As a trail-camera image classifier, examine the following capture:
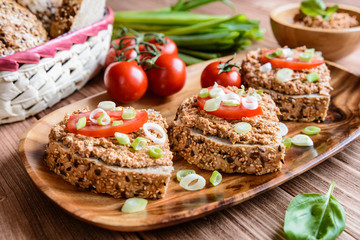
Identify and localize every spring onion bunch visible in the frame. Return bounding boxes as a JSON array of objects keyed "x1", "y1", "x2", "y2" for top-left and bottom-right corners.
[{"x1": 112, "y1": 0, "x2": 264, "y2": 65}]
